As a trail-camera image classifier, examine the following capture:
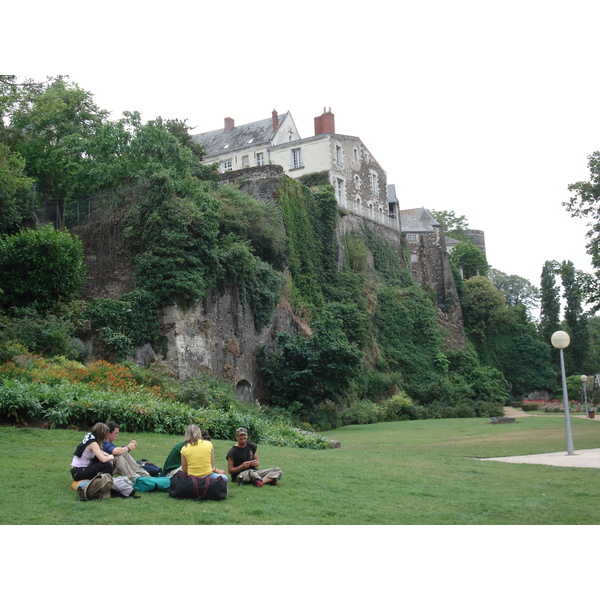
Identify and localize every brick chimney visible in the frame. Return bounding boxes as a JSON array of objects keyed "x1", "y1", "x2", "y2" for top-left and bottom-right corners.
[
  {"x1": 272, "y1": 109, "x2": 279, "y2": 131},
  {"x1": 224, "y1": 117, "x2": 234, "y2": 132},
  {"x1": 314, "y1": 107, "x2": 335, "y2": 135}
]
